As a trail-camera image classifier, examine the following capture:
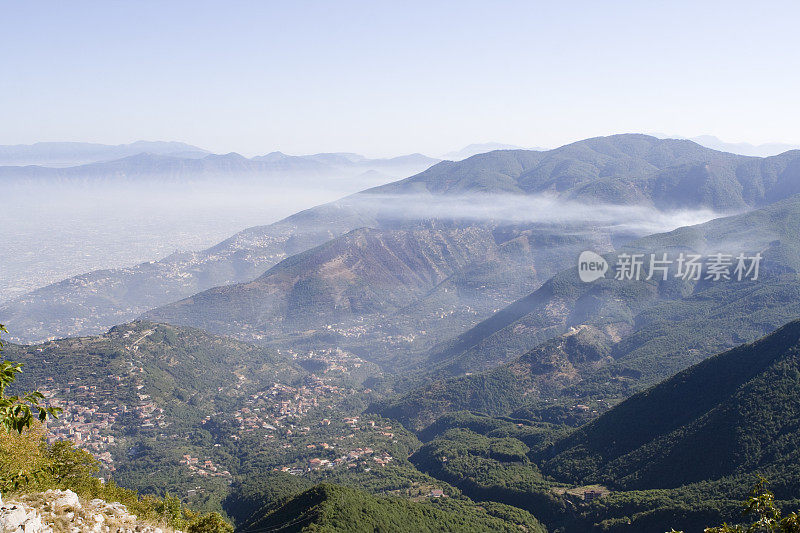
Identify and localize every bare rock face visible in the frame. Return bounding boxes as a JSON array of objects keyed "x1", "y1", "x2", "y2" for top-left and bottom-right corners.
[
  {"x1": 0, "y1": 489, "x2": 181, "y2": 533},
  {"x1": 0, "y1": 501, "x2": 45, "y2": 533}
]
